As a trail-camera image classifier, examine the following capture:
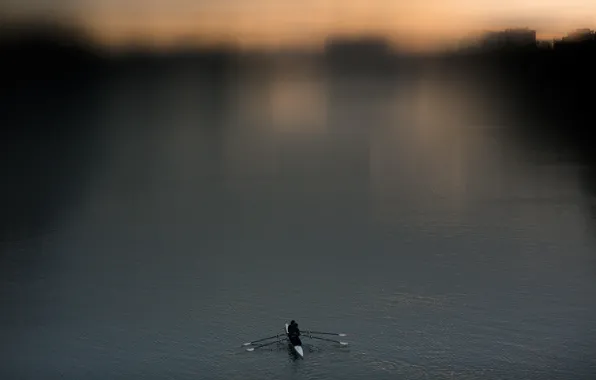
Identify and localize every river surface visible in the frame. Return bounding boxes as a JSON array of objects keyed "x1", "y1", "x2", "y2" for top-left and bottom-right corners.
[{"x1": 2, "y1": 60, "x2": 596, "y2": 379}]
